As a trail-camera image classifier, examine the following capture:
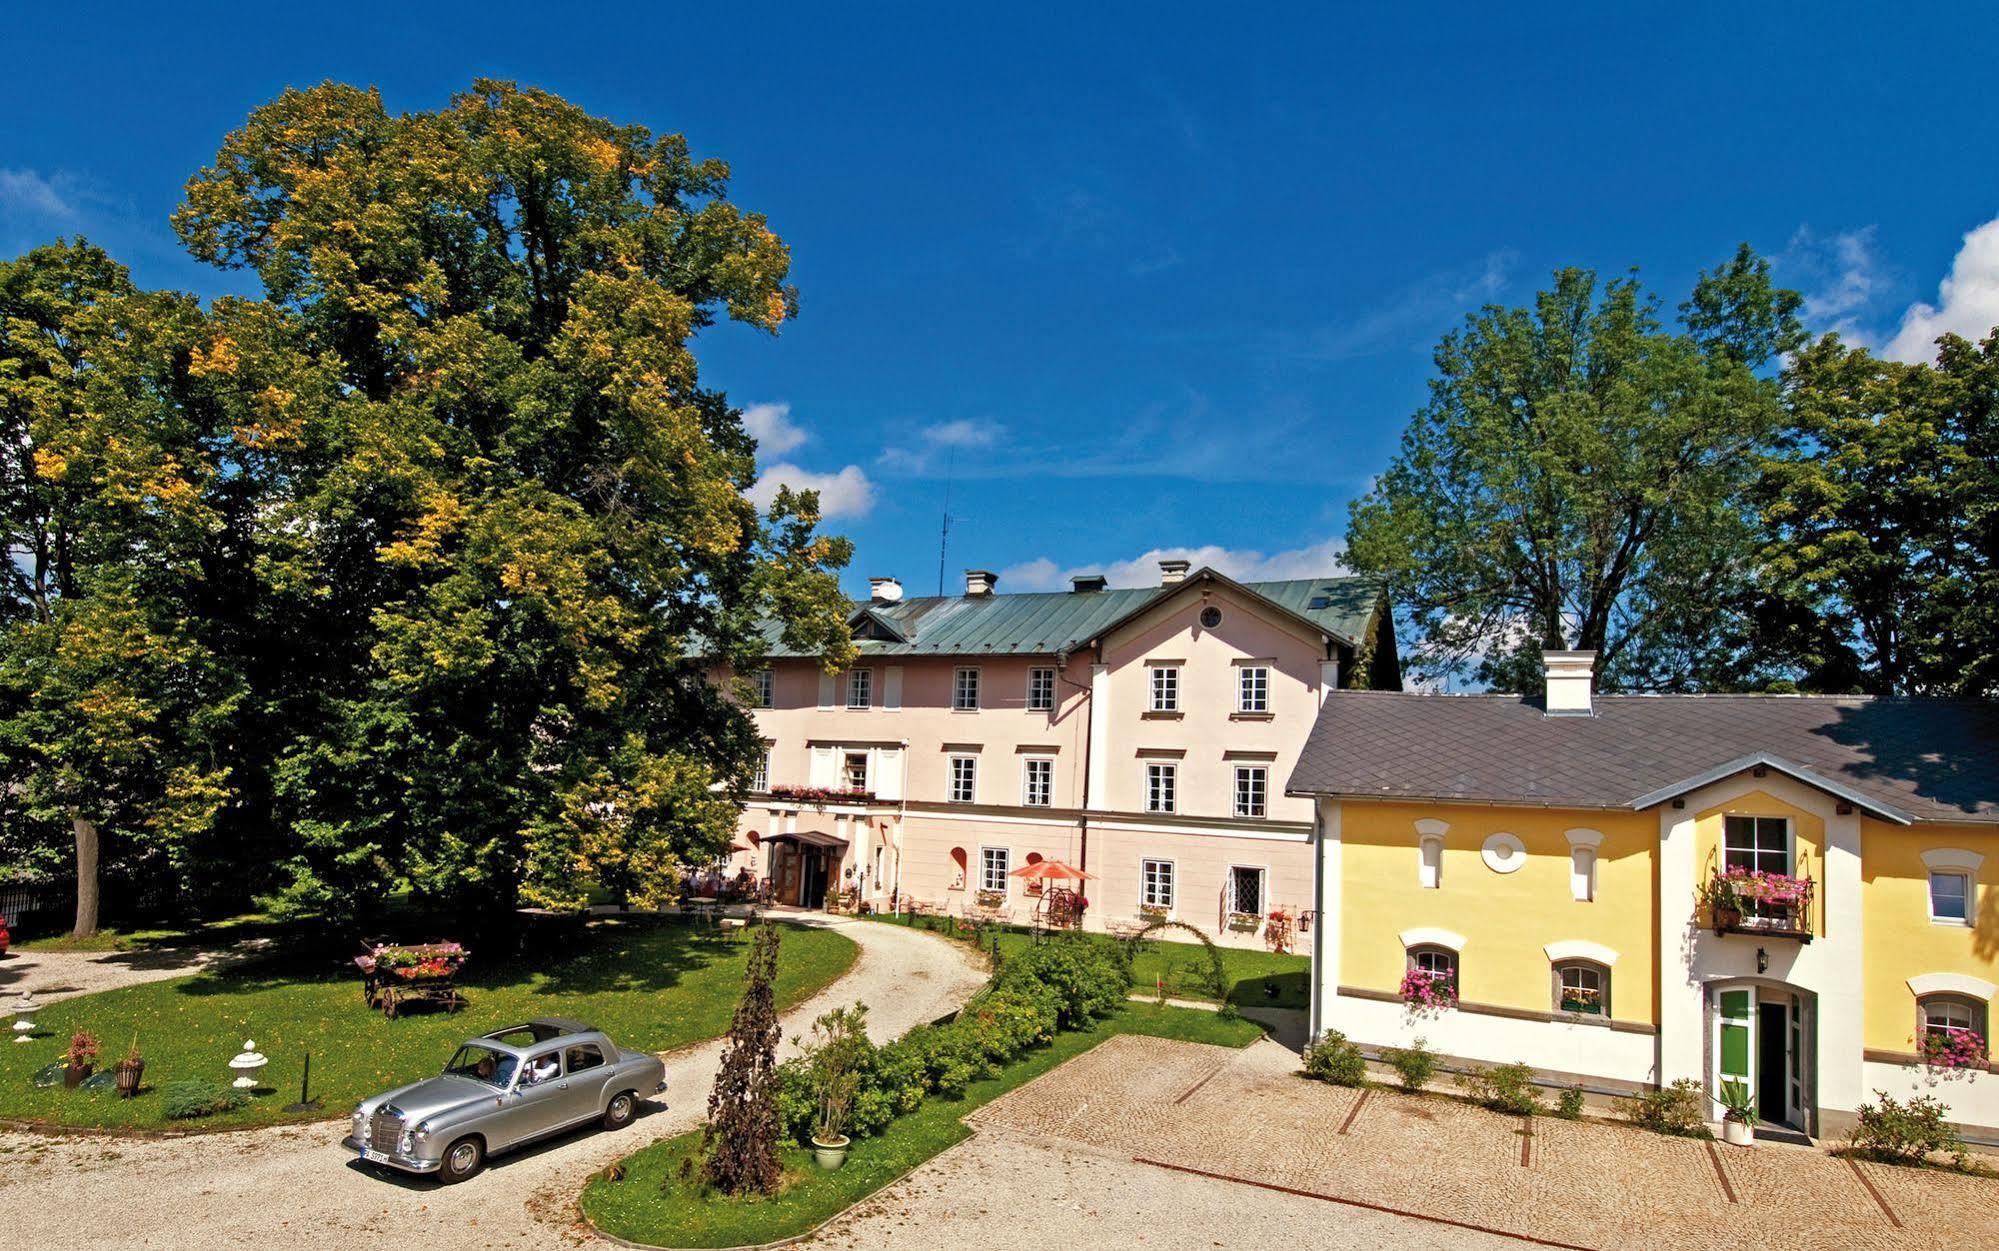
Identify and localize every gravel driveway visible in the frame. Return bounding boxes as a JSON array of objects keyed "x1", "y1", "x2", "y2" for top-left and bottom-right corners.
[
  {"x1": 0, "y1": 936, "x2": 274, "y2": 1004},
  {"x1": 0, "y1": 917, "x2": 986, "y2": 1251}
]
